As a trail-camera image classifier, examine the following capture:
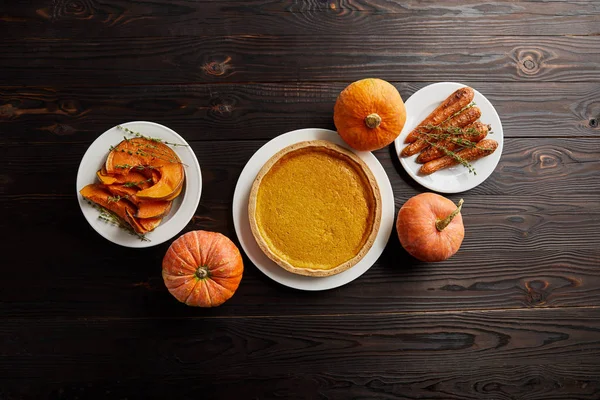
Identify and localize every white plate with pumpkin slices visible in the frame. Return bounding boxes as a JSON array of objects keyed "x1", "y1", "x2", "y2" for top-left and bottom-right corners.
[
  {"x1": 394, "y1": 82, "x2": 504, "y2": 194},
  {"x1": 76, "y1": 121, "x2": 202, "y2": 248},
  {"x1": 232, "y1": 128, "x2": 395, "y2": 291}
]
